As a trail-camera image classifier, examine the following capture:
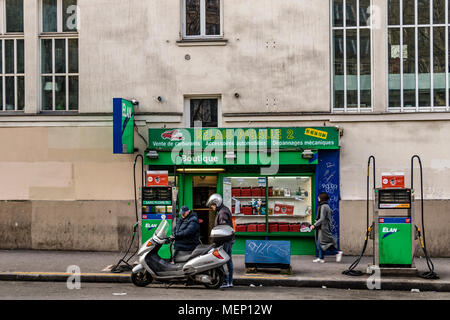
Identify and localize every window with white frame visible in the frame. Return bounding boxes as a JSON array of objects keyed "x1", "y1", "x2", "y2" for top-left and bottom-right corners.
[
  {"x1": 184, "y1": 97, "x2": 219, "y2": 128},
  {"x1": 388, "y1": 0, "x2": 450, "y2": 111},
  {"x1": 183, "y1": 0, "x2": 222, "y2": 39},
  {"x1": 41, "y1": 0, "x2": 78, "y2": 111},
  {"x1": 331, "y1": 0, "x2": 372, "y2": 112},
  {"x1": 0, "y1": 0, "x2": 24, "y2": 112}
]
